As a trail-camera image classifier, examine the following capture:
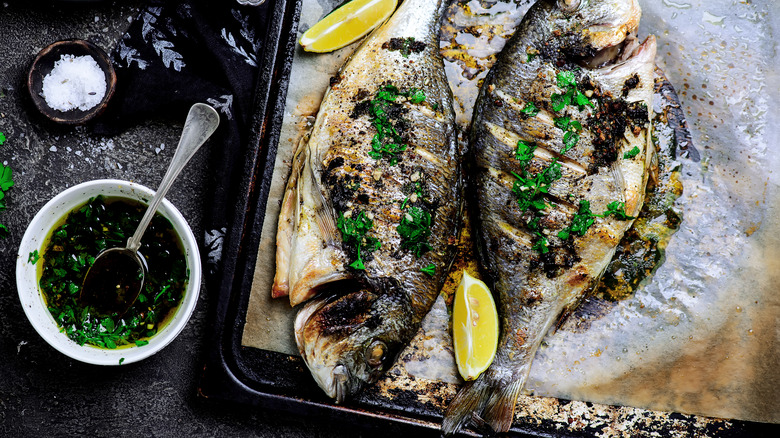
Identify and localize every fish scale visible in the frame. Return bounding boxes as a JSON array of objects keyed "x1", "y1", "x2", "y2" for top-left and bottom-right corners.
[{"x1": 443, "y1": 0, "x2": 656, "y2": 435}]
